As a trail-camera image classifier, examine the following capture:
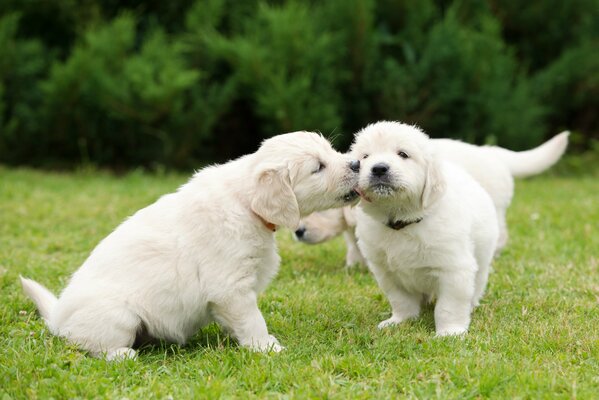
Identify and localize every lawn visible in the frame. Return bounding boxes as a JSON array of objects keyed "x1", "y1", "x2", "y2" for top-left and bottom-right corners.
[{"x1": 1, "y1": 166, "x2": 597, "y2": 399}]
